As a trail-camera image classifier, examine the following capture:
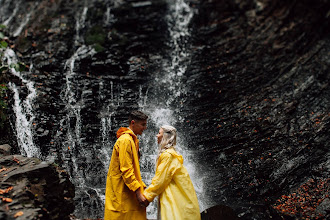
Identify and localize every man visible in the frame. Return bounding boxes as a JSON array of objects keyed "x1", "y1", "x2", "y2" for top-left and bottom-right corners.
[{"x1": 104, "y1": 110, "x2": 149, "y2": 220}]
